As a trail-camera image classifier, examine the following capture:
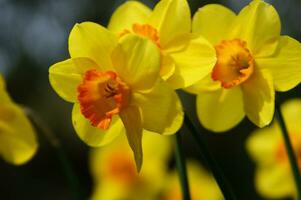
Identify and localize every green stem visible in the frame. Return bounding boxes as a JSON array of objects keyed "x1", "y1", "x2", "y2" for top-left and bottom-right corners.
[
  {"x1": 24, "y1": 107, "x2": 83, "y2": 200},
  {"x1": 174, "y1": 132, "x2": 191, "y2": 200},
  {"x1": 275, "y1": 102, "x2": 301, "y2": 200},
  {"x1": 184, "y1": 113, "x2": 237, "y2": 200}
]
